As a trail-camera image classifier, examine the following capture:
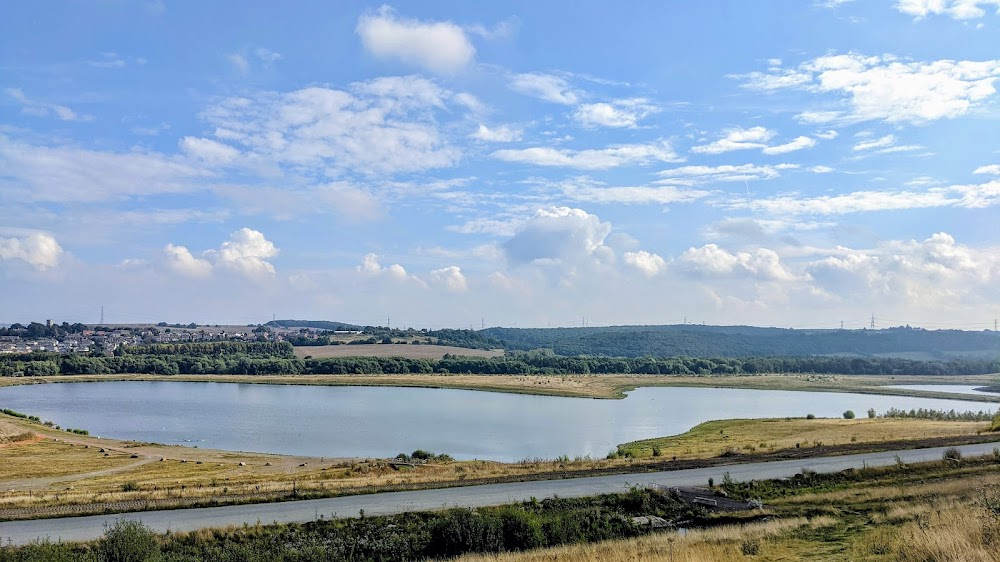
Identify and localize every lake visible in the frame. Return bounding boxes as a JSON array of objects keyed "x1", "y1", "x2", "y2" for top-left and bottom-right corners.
[
  {"x1": 0, "y1": 382, "x2": 996, "y2": 462},
  {"x1": 886, "y1": 384, "x2": 1000, "y2": 397}
]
